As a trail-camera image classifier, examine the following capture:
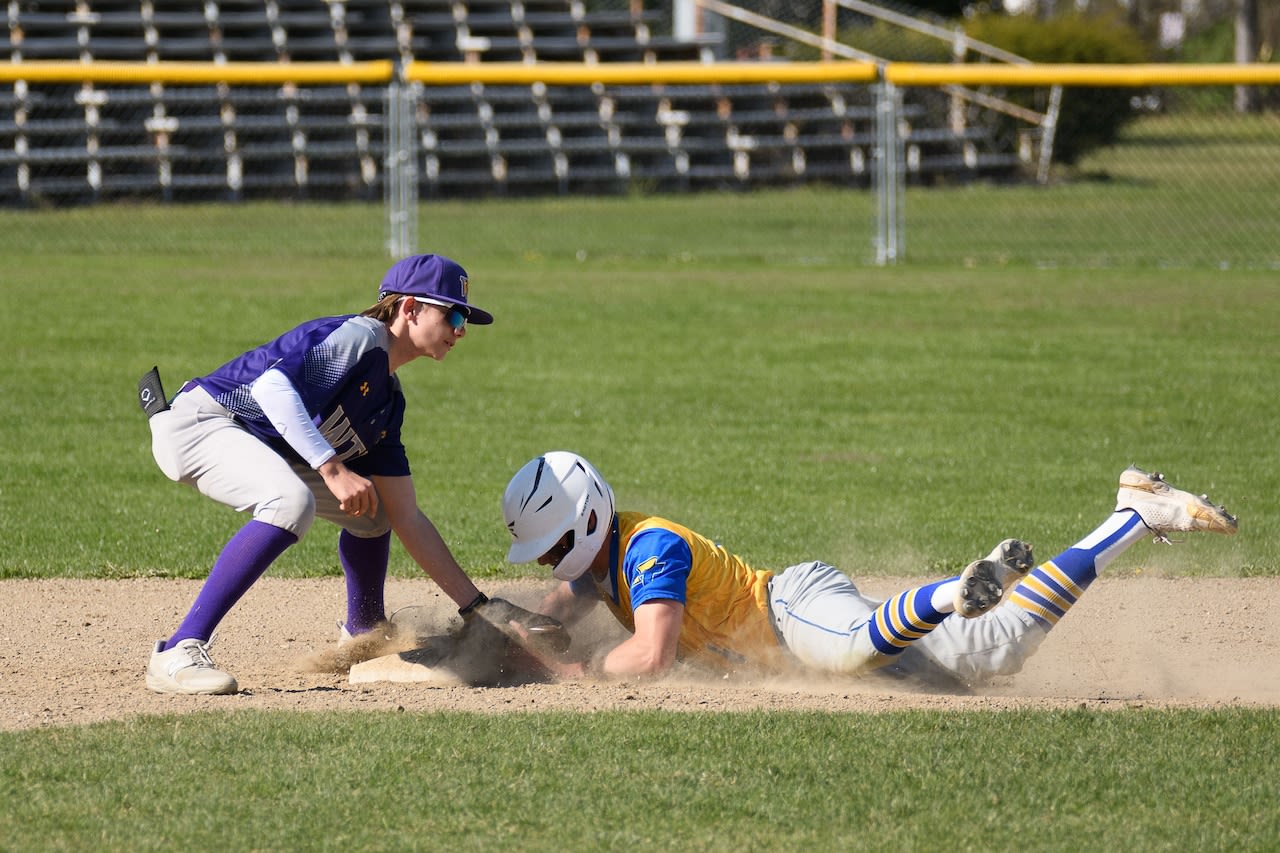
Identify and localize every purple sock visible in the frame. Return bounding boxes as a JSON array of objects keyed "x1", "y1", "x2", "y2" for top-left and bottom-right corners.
[
  {"x1": 340, "y1": 530, "x2": 390, "y2": 634},
  {"x1": 166, "y1": 520, "x2": 297, "y2": 649}
]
